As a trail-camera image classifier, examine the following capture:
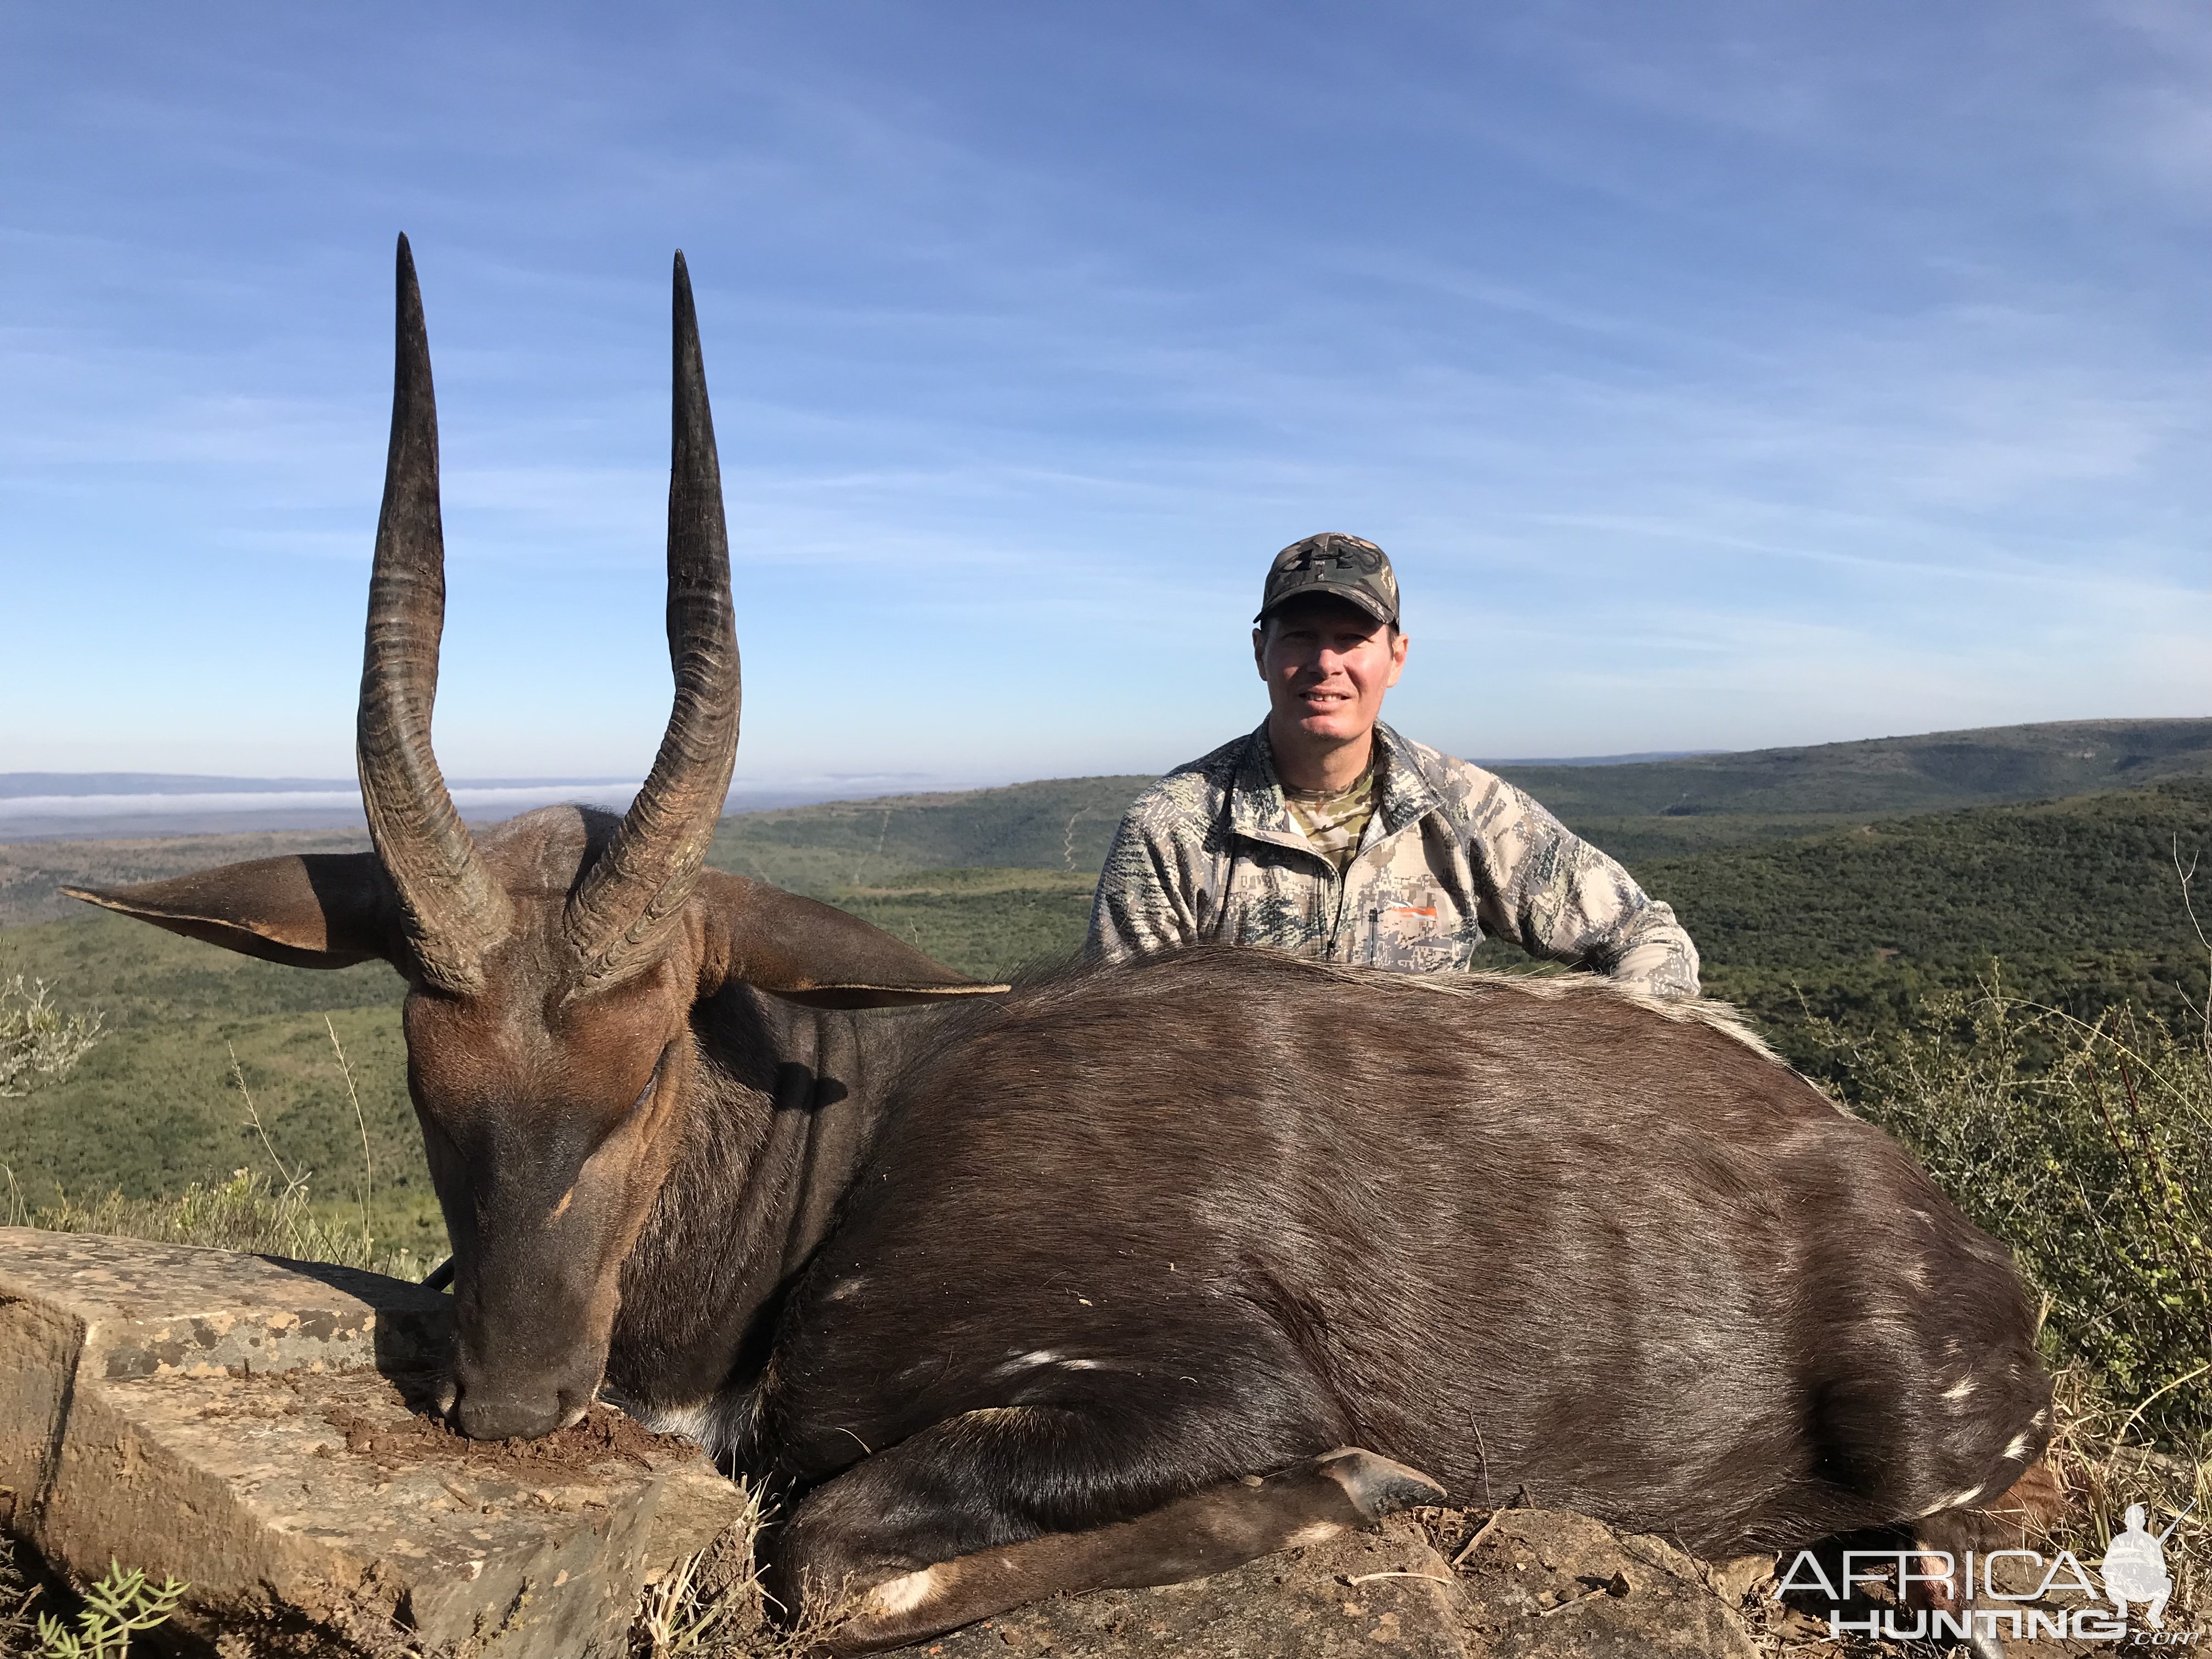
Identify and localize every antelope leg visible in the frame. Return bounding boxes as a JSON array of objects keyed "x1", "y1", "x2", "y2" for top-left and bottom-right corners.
[{"x1": 791, "y1": 1442, "x2": 1443, "y2": 1656}]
